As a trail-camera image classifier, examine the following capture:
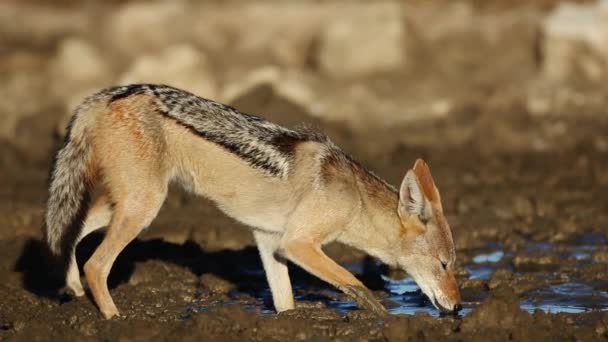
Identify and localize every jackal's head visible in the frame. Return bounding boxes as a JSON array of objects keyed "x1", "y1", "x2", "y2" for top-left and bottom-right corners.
[{"x1": 396, "y1": 159, "x2": 461, "y2": 314}]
